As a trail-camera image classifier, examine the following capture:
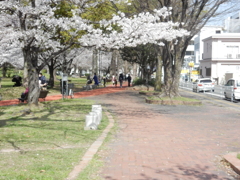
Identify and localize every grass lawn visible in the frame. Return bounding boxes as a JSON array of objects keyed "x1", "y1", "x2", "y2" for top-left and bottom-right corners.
[{"x1": 0, "y1": 98, "x2": 109, "y2": 179}]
